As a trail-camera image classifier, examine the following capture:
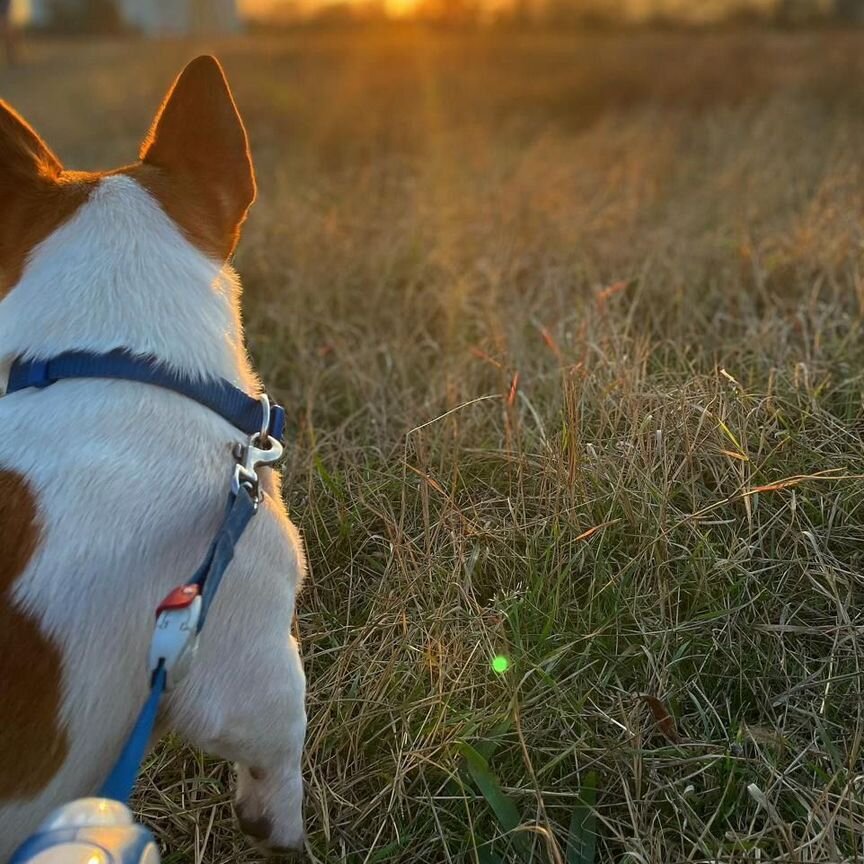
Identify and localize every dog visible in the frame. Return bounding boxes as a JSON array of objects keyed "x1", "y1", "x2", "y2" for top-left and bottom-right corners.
[{"x1": 0, "y1": 56, "x2": 306, "y2": 857}]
